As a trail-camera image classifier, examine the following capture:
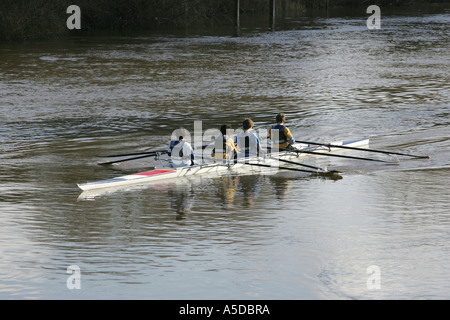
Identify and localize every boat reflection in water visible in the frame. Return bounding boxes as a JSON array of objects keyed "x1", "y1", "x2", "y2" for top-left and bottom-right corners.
[
  {"x1": 166, "y1": 175, "x2": 265, "y2": 218},
  {"x1": 78, "y1": 167, "x2": 330, "y2": 220},
  {"x1": 167, "y1": 184, "x2": 195, "y2": 220}
]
